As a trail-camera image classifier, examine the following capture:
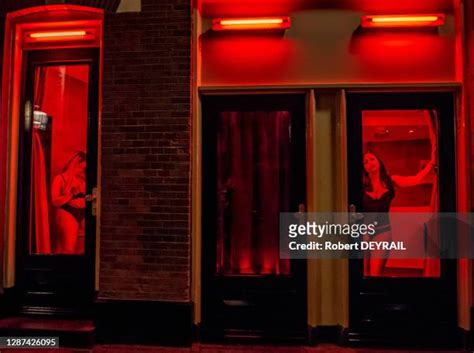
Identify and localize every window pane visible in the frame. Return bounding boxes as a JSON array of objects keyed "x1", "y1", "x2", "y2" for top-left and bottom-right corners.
[
  {"x1": 216, "y1": 111, "x2": 291, "y2": 275},
  {"x1": 29, "y1": 65, "x2": 89, "y2": 255},
  {"x1": 362, "y1": 109, "x2": 440, "y2": 278}
]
